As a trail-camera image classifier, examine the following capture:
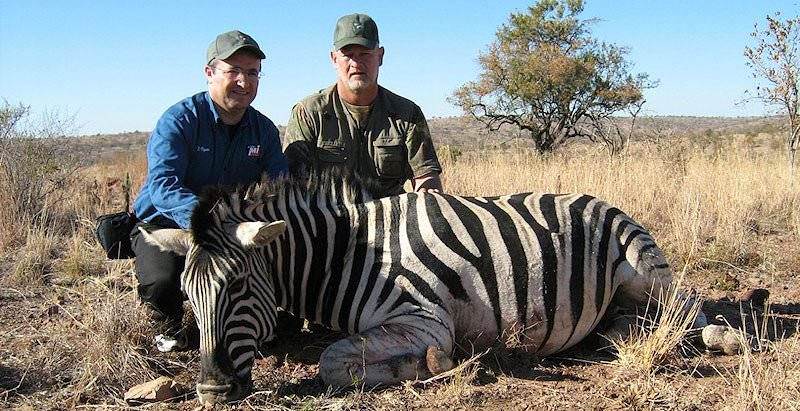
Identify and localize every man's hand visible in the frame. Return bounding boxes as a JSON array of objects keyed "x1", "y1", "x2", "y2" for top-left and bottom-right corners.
[{"x1": 413, "y1": 173, "x2": 443, "y2": 194}]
